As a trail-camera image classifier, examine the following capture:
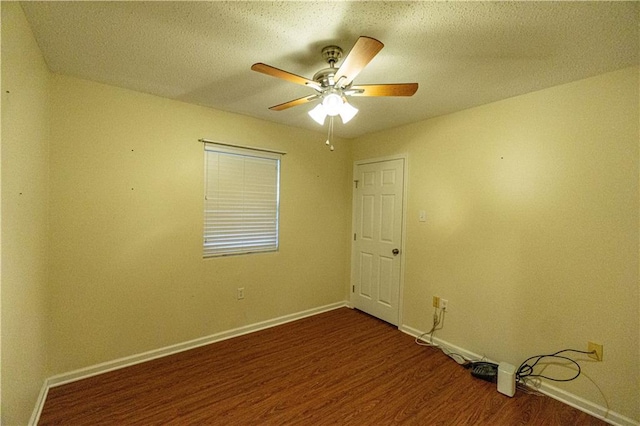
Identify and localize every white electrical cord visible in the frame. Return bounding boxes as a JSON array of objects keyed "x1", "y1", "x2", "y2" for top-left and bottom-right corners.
[
  {"x1": 415, "y1": 307, "x2": 444, "y2": 347},
  {"x1": 415, "y1": 307, "x2": 474, "y2": 366}
]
